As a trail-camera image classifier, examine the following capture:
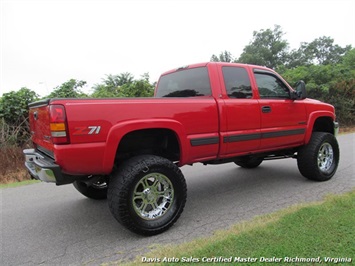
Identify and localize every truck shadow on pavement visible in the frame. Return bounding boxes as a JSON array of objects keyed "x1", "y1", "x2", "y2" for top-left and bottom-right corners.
[
  {"x1": 56, "y1": 161, "x2": 319, "y2": 239},
  {"x1": 174, "y1": 161, "x2": 333, "y2": 239},
  {"x1": 41, "y1": 160, "x2": 335, "y2": 243}
]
